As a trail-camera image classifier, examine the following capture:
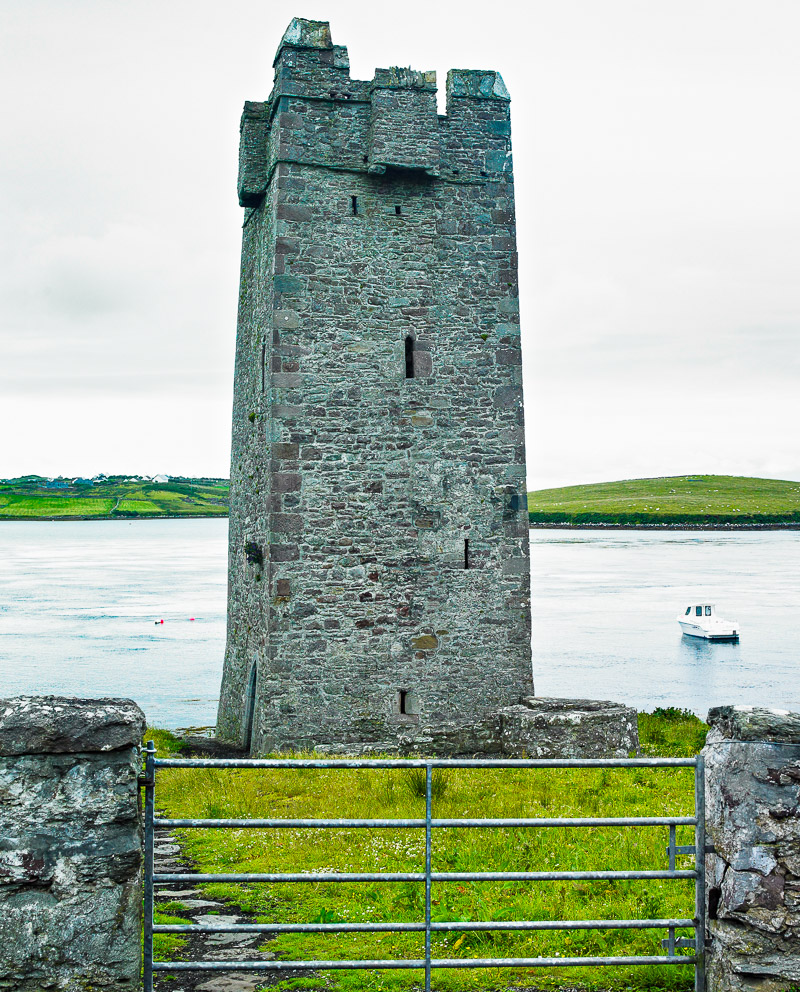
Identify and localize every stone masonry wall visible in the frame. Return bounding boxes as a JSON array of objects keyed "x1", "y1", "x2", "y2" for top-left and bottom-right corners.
[
  {"x1": 703, "y1": 705, "x2": 800, "y2": 990},
  {"x1": 0, "y1": 696, "x2": 145, "y2": 992},
  {"x1": 218, "y1": 18, "x2": 532, "y2": 754}
]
